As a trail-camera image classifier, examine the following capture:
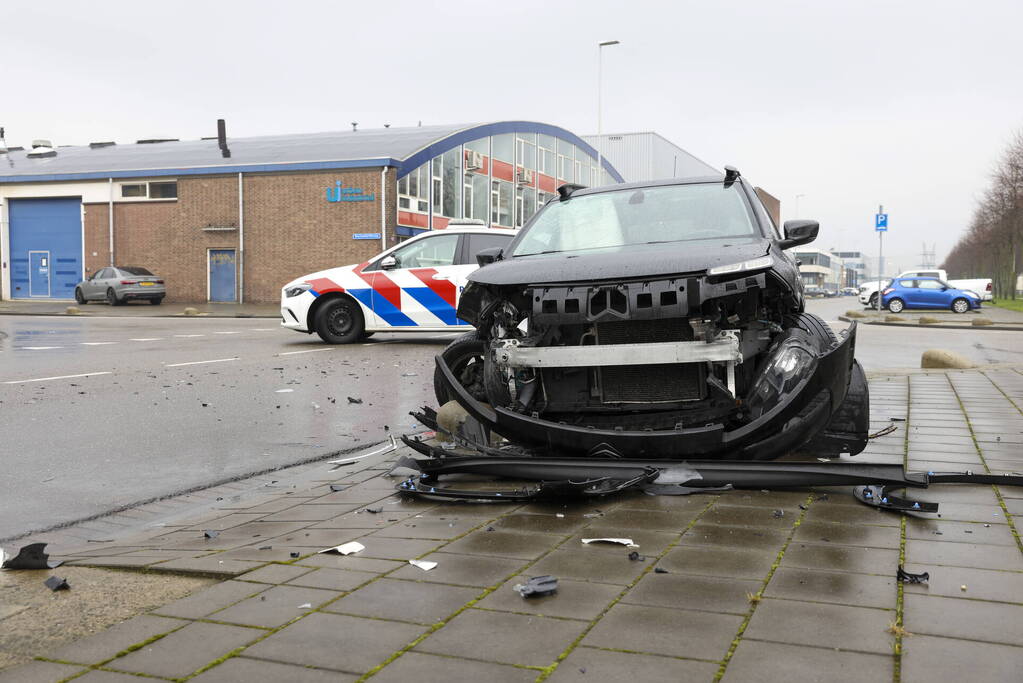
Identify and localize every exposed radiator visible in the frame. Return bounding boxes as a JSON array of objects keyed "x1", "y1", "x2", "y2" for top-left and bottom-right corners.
[{"x1": 596, "y1": 318, "x2": 704, "y2": 403}]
